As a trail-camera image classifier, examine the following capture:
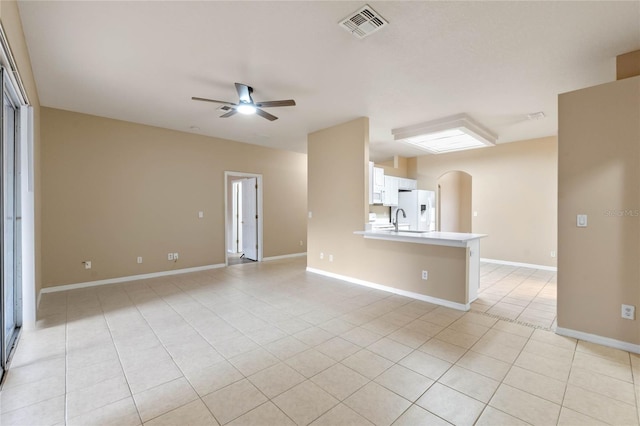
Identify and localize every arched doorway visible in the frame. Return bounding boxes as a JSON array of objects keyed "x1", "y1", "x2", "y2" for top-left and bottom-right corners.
[{"x1": 437, "y1": 170, "x2": 472, "y2": 233}]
